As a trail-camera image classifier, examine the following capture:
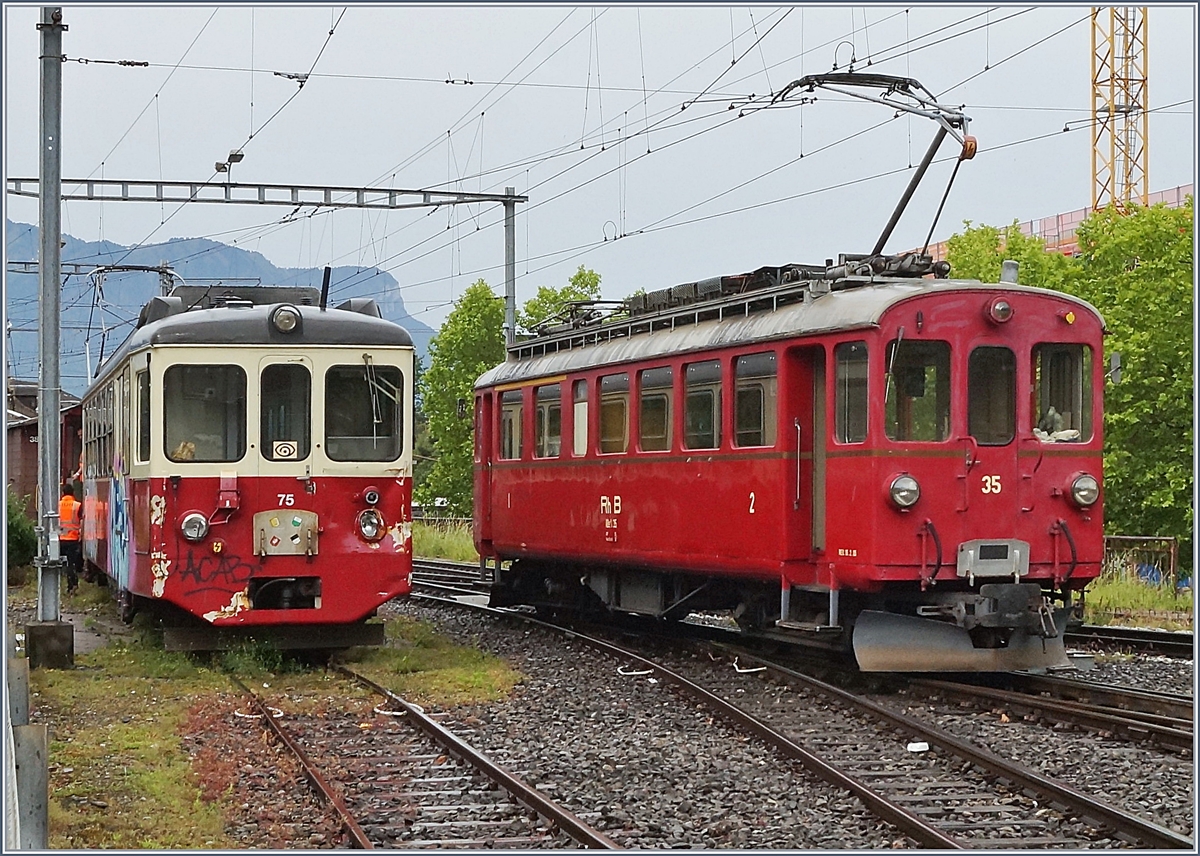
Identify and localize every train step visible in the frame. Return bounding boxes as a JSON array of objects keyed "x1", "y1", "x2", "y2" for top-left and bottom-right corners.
[{"x1": 775, "y1": 619, "x2": 843, "y2": 634}]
